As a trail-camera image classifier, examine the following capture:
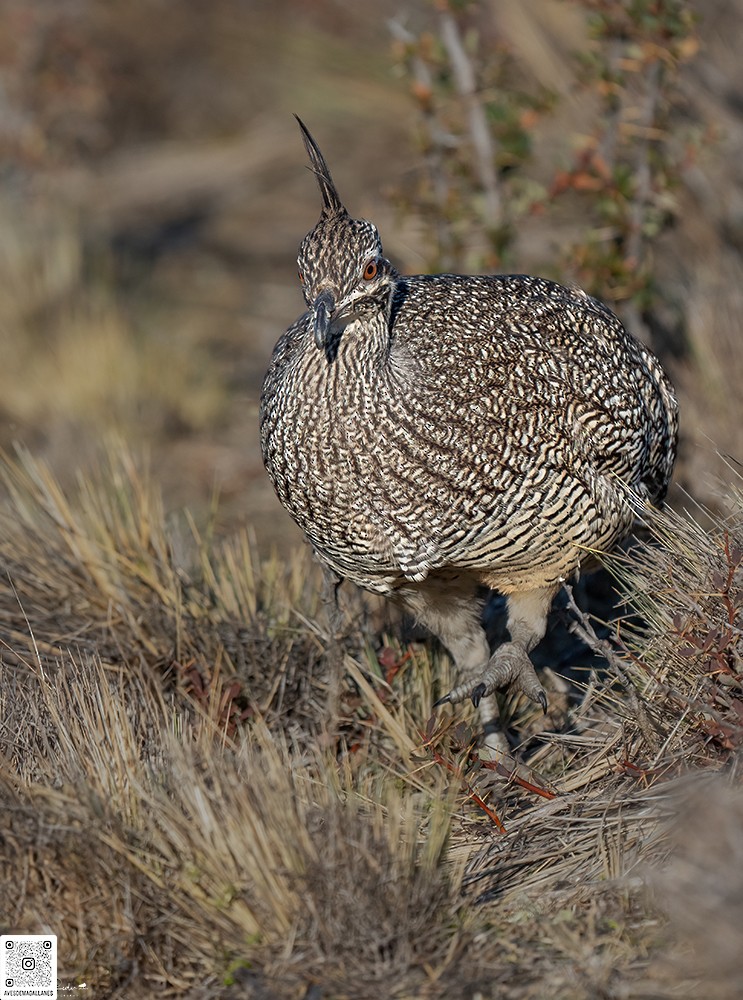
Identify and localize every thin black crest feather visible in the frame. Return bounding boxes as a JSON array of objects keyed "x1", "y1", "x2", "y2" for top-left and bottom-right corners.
[{"x1": 294, "y1": 115, "x2": 345, "y2": 216}]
